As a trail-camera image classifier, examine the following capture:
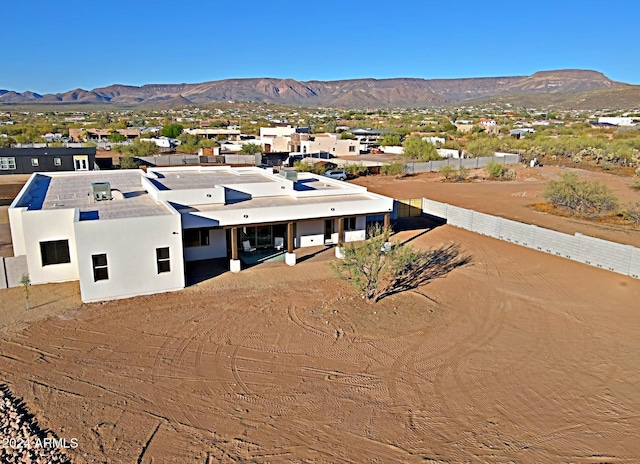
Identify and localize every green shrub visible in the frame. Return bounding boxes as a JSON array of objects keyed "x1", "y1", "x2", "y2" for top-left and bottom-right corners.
[
  {"x1": 439, "y1": 165, "x2": 456, "y2": 180},
  {"x1": 455, "y1": 166, "x2": 469, "y2": 181},
  {"x1": 622, "y1": 201, "x2": 640, "y2": 224},
  {"x1": 343, "y1": 163, "x2": 368, "y2": 178},
  {"x1": 381, "y1": 161, "x2": 406, "y2": 177},
  {"x1": 543, "y1": 172, "x2": 619, "y2": 217},
  {"x1": 485, "y1": 160, "x2": 508, "y2": 179}
]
